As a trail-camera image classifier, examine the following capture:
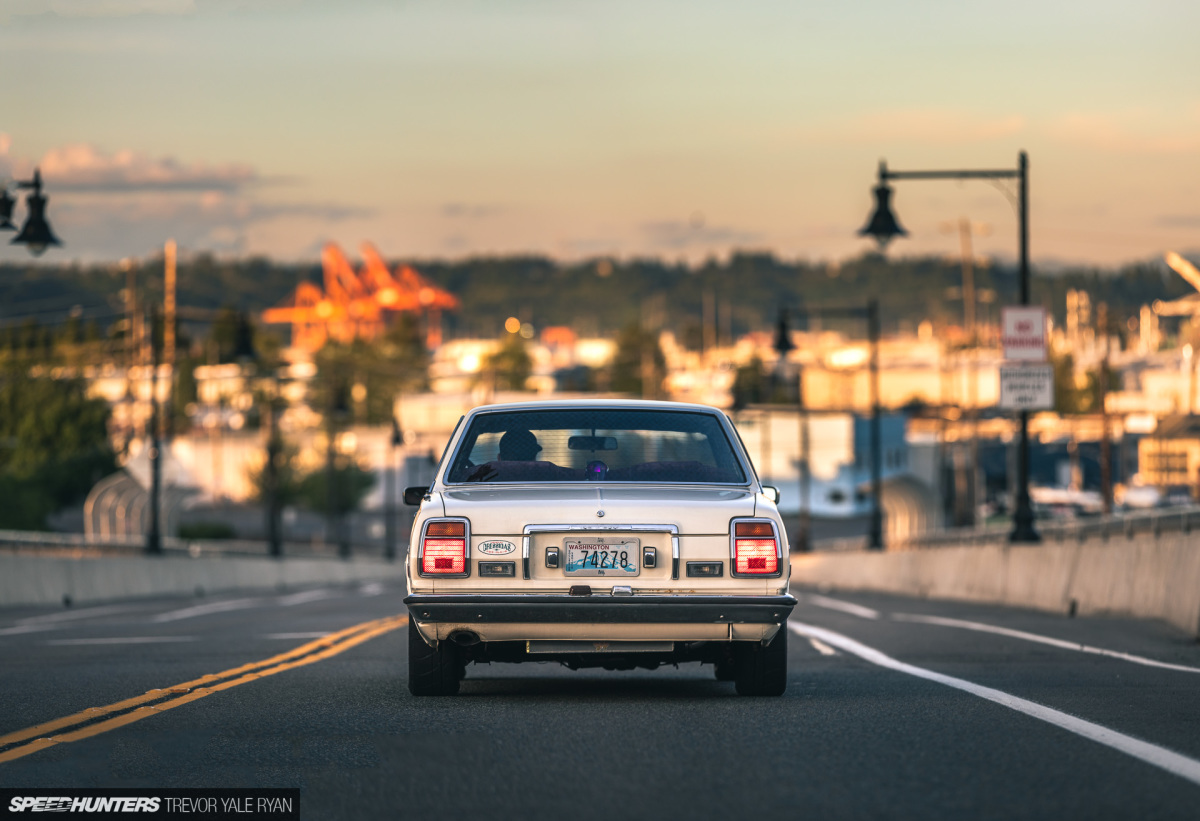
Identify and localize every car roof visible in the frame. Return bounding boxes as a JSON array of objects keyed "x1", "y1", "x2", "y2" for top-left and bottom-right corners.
[{"x1": 462, "y1": 398, "x2": 727, "y2": 416}]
